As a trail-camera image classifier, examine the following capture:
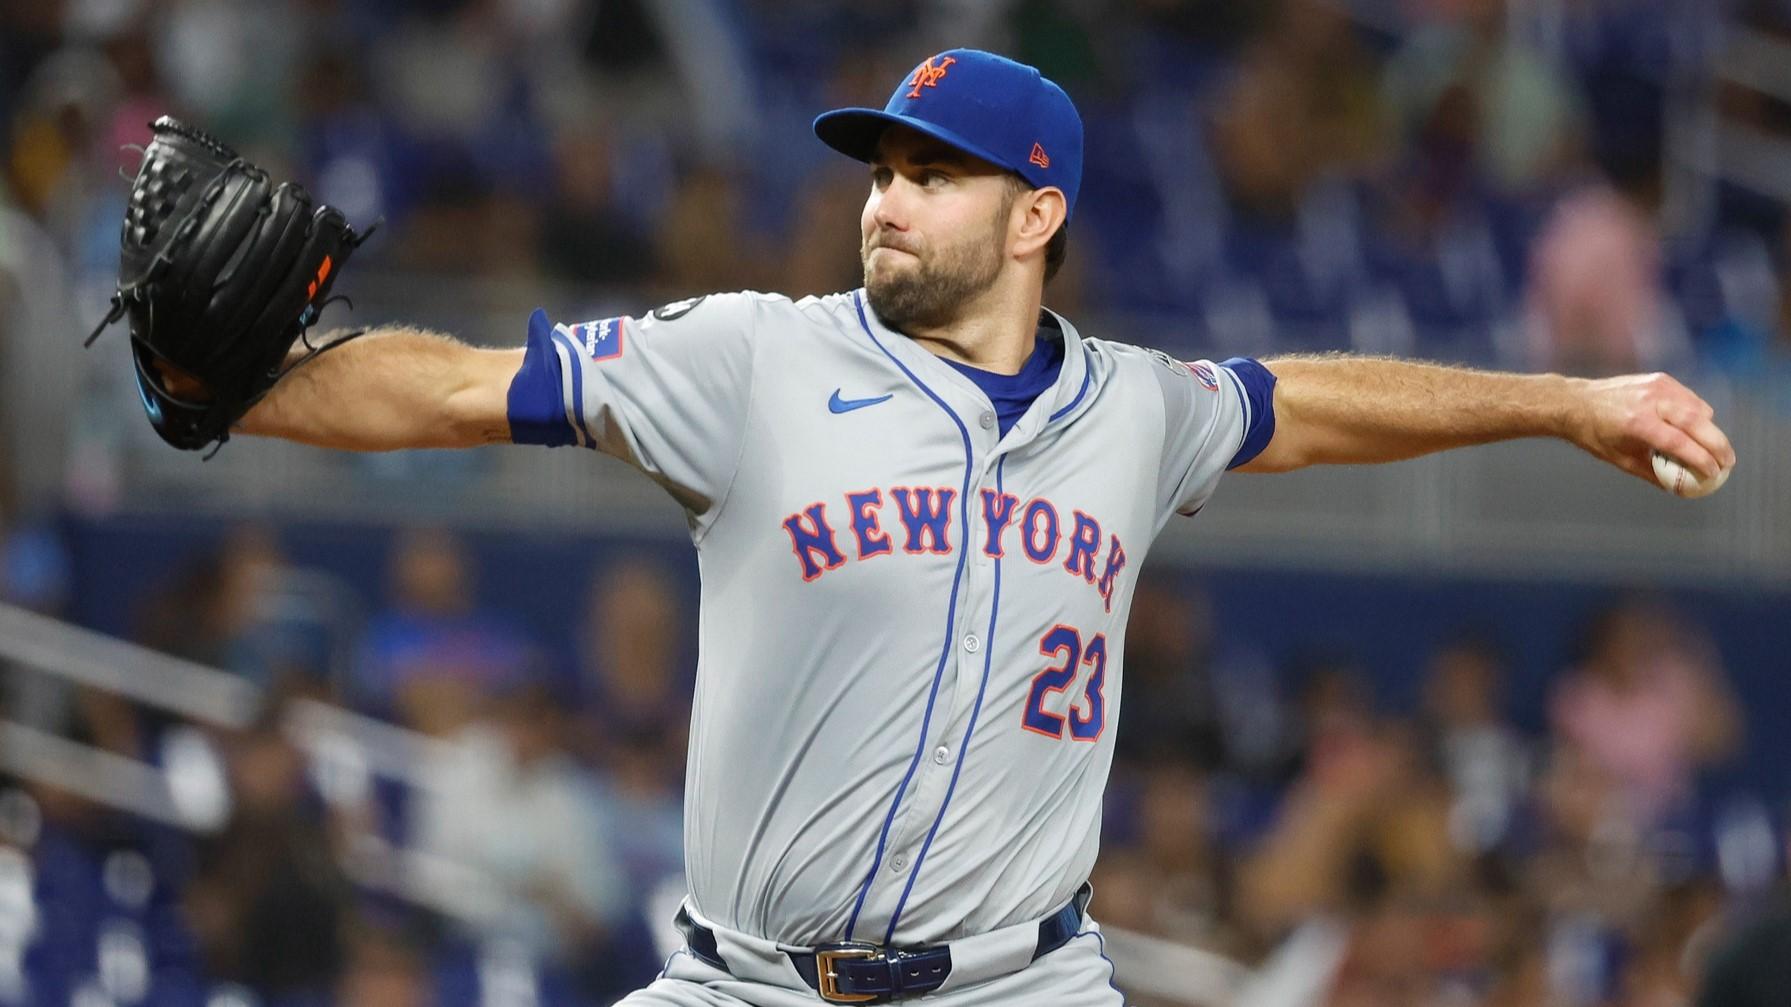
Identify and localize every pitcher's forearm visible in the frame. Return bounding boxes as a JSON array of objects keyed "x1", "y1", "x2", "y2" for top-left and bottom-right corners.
[
  {"x1": 1251, "y1": 355, "x2": 1583, "y2": 470},
  {"x1": 1238, "y1": 354, "x2": 1732, "y2": 486},
  {"x1": 239, "y1": 328, "x2": 523, "y2": 451}
]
